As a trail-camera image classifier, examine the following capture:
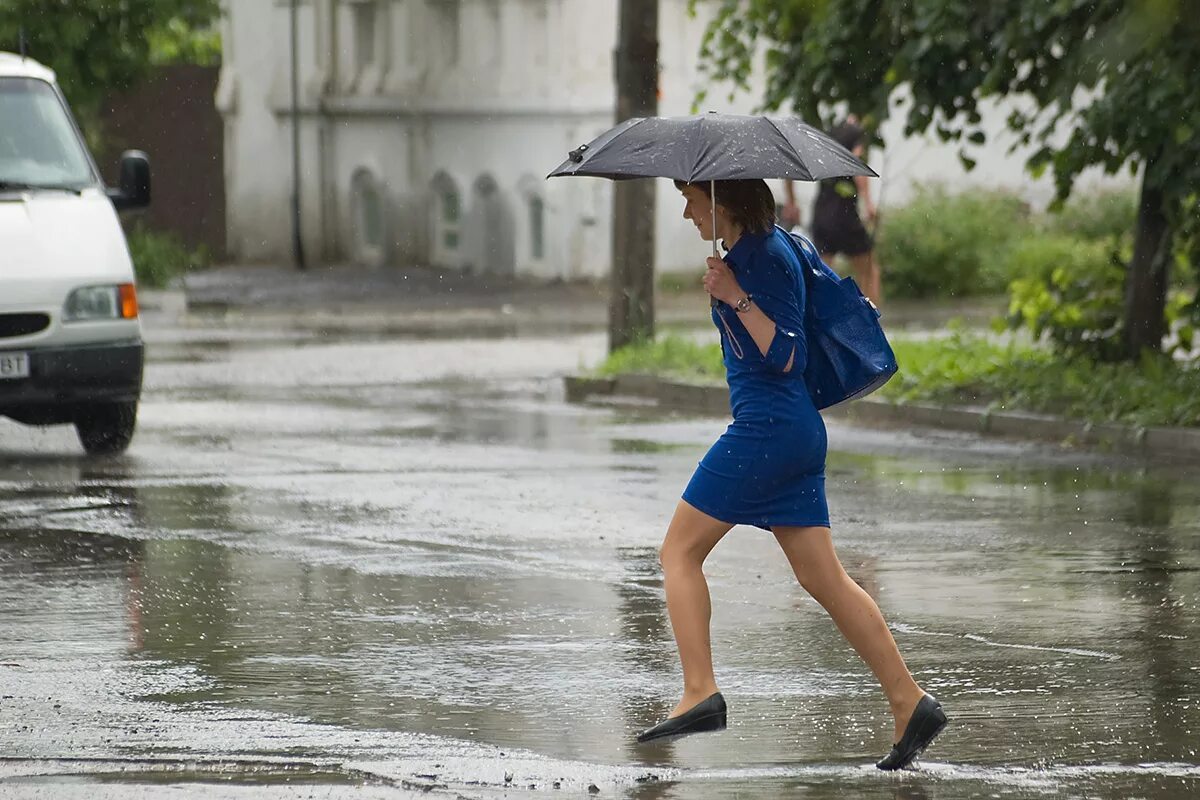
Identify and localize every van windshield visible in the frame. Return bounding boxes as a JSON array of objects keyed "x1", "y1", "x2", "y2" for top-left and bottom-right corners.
[{"x1": 0, "y1": 77, "x2": 96, "y2": 190}]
